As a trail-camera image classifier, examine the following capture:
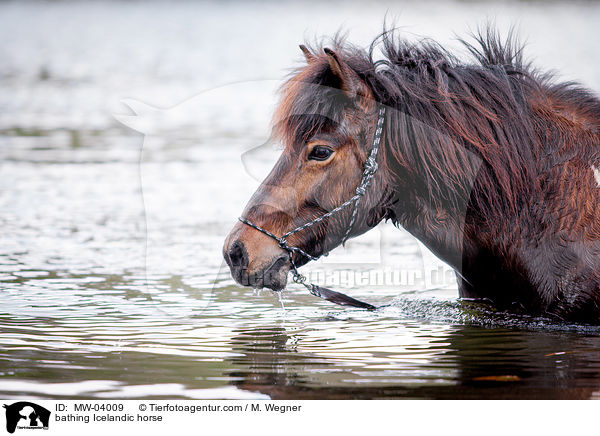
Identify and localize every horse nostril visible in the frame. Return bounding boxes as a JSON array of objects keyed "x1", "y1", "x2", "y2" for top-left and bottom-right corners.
[{"x1": 228, "y1": 240, "x2": 248, "y2": 269}]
